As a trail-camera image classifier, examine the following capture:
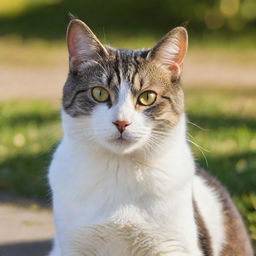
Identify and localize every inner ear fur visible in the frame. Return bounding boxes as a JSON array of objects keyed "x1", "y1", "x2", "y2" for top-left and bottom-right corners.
[
  {"x1": 67, "y1": 19, "x2": 108, "y2": 70},
  {"x1": 148, "y1": 27, "x2": 188, "y2": 80}
]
